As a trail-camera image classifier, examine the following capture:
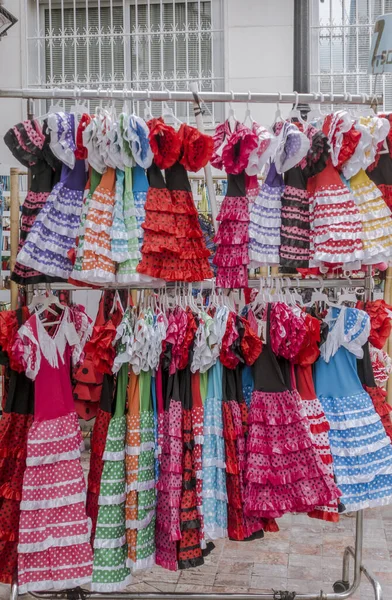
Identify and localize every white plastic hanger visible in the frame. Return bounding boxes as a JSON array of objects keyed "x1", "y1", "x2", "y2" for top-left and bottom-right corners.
[
  {"x1": 289, "y1": 92, "x2": 307, "y2": 127},
  {"x1": 272, "y1": 92, "x2": 283, "y2": 127},
  {"x1": 35, "y1": 292, "x2": 65, "y2": 327},
  {"x1": 227, "y1": 90, "x2": 237, "y2": 132},
  {"x1": 162, "y1": 90, "x2": 182, "y2": 128},
  {"x1": 243, "y1": 91, "x2": 254, "y2": 126},
  {"x1": 36, "y1": 88, "x2": 64, "y2": 121},
  {"x1": 70, "y1": 86, "x2": 89, "y2": 119},
  {"x1": 306, "y1": 92, "x2": 324, "y2": 124},
  {"x1": 304, "y1": 278, "x2": 339, "y2": 308},
  {"x1": 144, "y1": 89, "x2": 153, "y2": 121}
]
